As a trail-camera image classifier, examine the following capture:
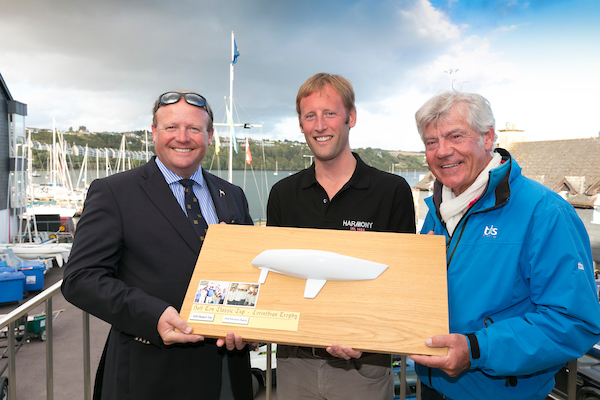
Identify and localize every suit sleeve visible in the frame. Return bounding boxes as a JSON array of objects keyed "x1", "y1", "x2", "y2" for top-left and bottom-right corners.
[
  {"x1": 238, "y1": 186, "x2": 254, "y2": 225},
  {"x1": 61, "y1": 178, "x2": 169, "y2": 346}
]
